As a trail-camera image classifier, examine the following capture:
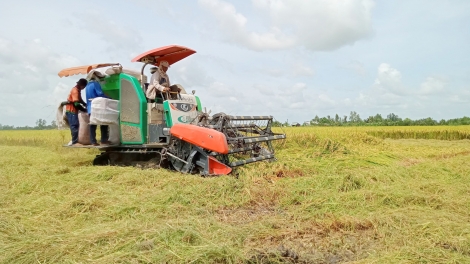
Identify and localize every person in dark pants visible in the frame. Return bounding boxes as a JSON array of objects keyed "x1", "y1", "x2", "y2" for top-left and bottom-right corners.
[
  {"x1": 64, "y1": 78, "x2": 88, "y2": 146},
  {"x1": 86, "y1": 71, "x2": 110, "y2": 146}
]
